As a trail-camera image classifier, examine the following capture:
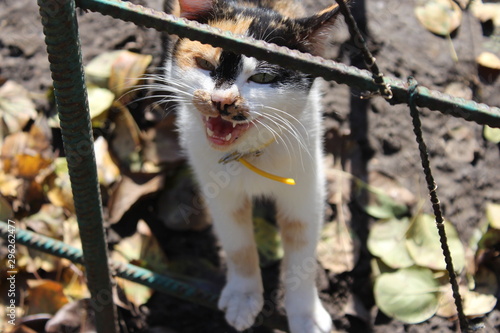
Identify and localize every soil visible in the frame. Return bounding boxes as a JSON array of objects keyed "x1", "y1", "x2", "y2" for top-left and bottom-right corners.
[{"x1": 1, "y1": 0, "x2": 500, "y2": 332}]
